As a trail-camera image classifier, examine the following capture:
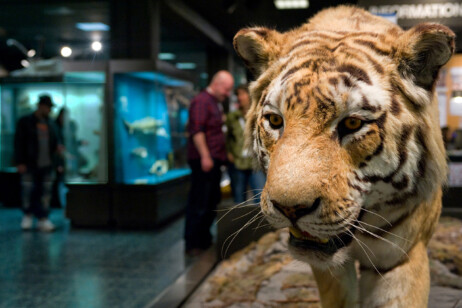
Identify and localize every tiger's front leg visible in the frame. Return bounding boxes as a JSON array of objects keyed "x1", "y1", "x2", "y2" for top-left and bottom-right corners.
[
  {"x1": 359, "y1": 241, "x2": 430, "y2": 307},
  {"x1": 312, "y1": 259, "x2": 359, "y2": 308}
]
